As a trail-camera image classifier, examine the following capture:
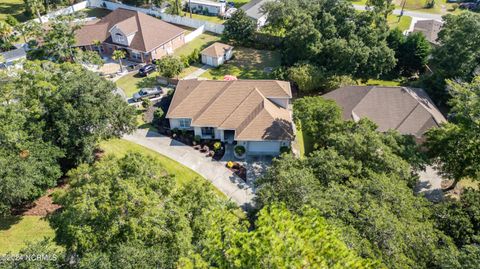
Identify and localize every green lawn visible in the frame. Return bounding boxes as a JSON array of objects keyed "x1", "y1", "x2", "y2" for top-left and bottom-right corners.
[
  {"x1": 174, "y1": 32, "x2": 221, "y2": 57},
  {"x1": 187, "y1": 13, "x2": 225, "y2": 24},
  {"x1": 100, "y1": 139, "x2": 222, "y2": 195},
  {"x1": 0, "y1": 0, "x2": 28, "y2": 21},
  {"x1": 81, "y1": 7, "x2": 111, "y2": 18},
  {"x1": 388, "y1": 15, "x2": 412, "y2": 31},
  {"x1": 360, "y1": 78, "x2": 402, "y2": 86},
  {"x1": 350, "y1": 0, "x2": 461, "y2": 14},
  {"x1": 200, "y1": 47, "x2": 281, "y2": 80},
  {"x1": 232, "y1": 0, "x2": 251, "y2": 8},
  {"x1": 116, "y1": 72, "x2": 159, "y2": 98},
  {"x1": 296, "y1": 128, "x2": 315, "y2": 158},
  {"x1": 0, "y1": 216, "x2": 55, "y2": 254}
]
